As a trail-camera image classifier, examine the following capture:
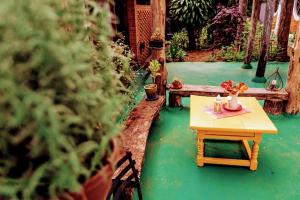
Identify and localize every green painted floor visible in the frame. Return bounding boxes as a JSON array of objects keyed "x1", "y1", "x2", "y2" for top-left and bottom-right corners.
[{"x1": 136, "y1": 62, "x2": 300, "y2": 200}]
